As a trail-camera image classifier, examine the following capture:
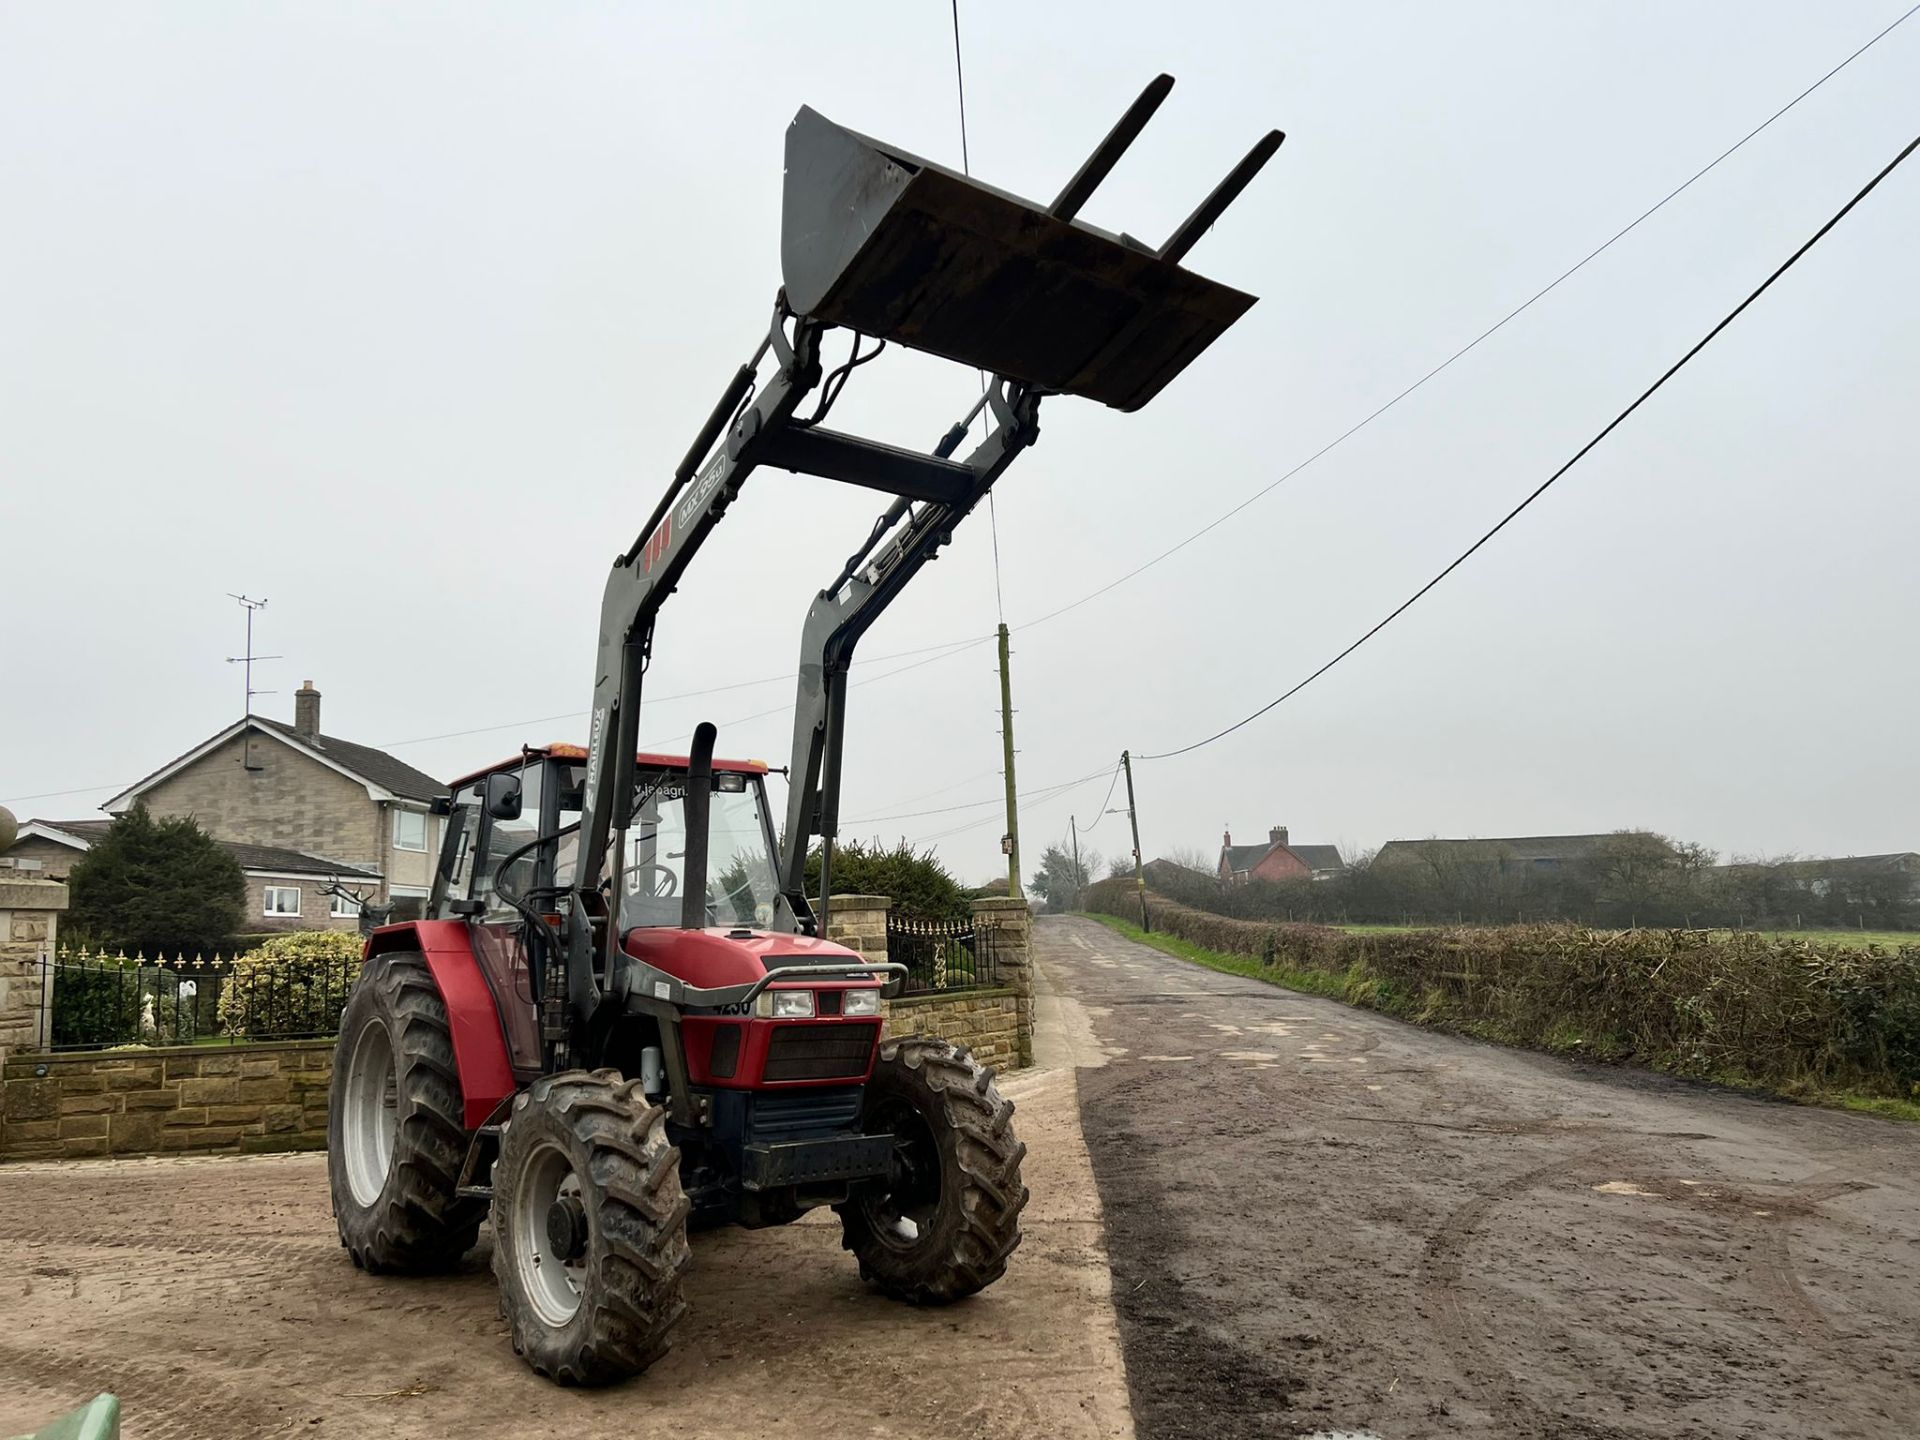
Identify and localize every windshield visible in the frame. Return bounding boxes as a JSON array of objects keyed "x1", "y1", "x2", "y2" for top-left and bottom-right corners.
[{"x1": 617, "y1": 768, "x2": 781, "y2": 931}]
